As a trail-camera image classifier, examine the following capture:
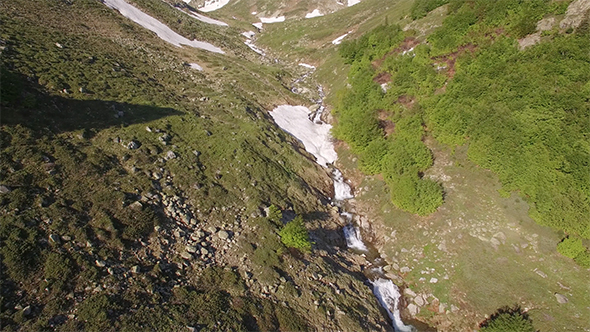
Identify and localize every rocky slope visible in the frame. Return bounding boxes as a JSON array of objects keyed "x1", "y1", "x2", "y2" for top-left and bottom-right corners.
[{"x1": 0, "y1": 0, "x2": 392, "y2": 331}]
